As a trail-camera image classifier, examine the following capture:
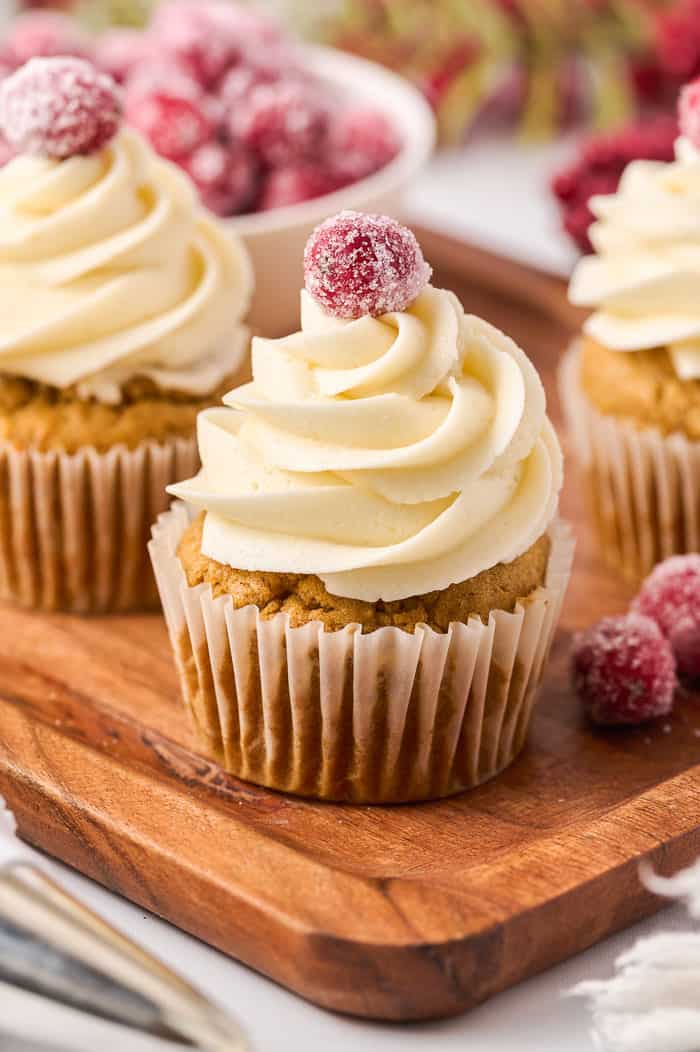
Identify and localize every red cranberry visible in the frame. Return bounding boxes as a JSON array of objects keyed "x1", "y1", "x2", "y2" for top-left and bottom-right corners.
[
  {"x1": 303, "y1": 211, "x2": 432, "y2": 319},
  {"x1": 150, "y1": 1, "x2": 244, "y2": 88},
  {"x1": 185, "y1": 141, "x2": 256, "y2": 216},
  {"x1": 329, "y1": 107, "x2": 401, "y2": 182},
  {"x1": 94, "y1": 30, "x2": 157, "y2": 85},
  {"x1": 6, "y1": 12, "x2": 90, "y2": 66},
  {"x1": 670, "y1": 618, "x2": 700, "y2": 685},
  {"x1": 551, "y1": 115, "x2": 677, "y2": 253},
  {"x1": 258, "y1": 163, "x2": 341, "y2": 210},
  {"x1": 679, "y1": 77, "x2": 700, "y2": 148},
  {"x1": 0, "y1": 57, "x2": 122, "y2": 159},
  {"x1": 124, "y1": 61, "x2": 202, "y2": 107},
  {"x1": 219, "y1": 65, "x2": 276, "y2": 110},
  {"x1": 572, "y1": 613, "x2": 677, "y2": 726},
  {"x1": 230, "y1": 80, "x2": 328, "y2": 168},
  {"x1": 633, "y1": 555, "x2": 700, "y2": 685},
  {"x1": 126, "y1": 92, "x2": 212, "y2": 162}
]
